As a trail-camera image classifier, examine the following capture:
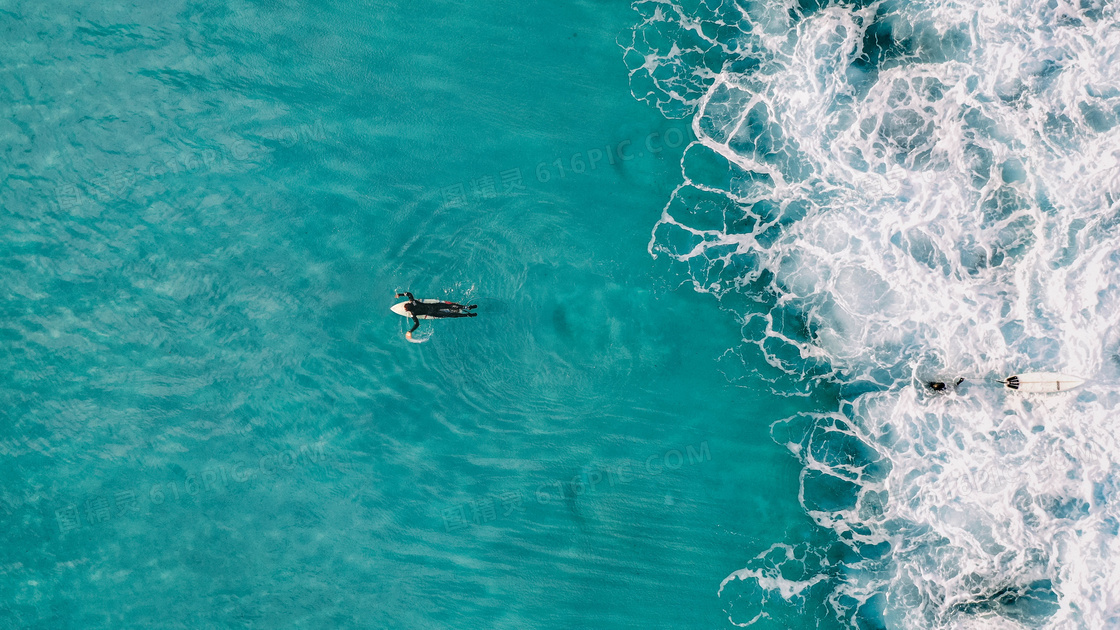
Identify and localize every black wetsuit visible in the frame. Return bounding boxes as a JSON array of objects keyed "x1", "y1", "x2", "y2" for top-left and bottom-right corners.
[
  {"x1": 927, "y1": 377, "x2": 964, "y2": 392},
  {"x1": 397, "y1": 292, "x2": 477, "y2": 333}
]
